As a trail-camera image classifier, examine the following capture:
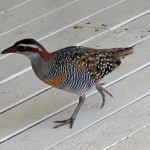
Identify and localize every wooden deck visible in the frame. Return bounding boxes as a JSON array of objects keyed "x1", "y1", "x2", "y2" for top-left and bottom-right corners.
[{"x1": 0, "y1": 0, "x2": 150, "y2": 149}]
